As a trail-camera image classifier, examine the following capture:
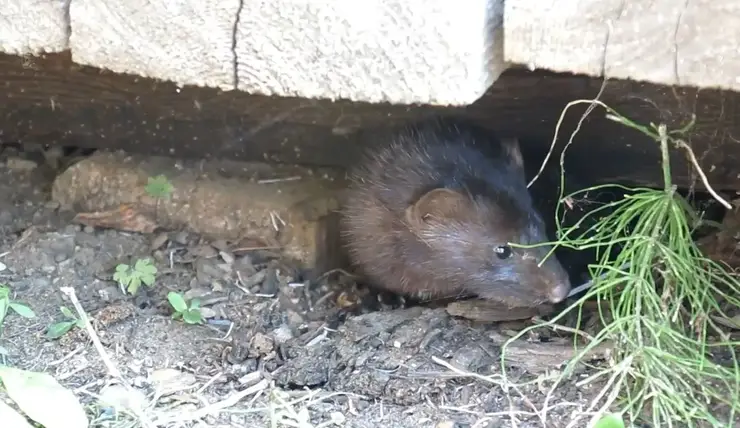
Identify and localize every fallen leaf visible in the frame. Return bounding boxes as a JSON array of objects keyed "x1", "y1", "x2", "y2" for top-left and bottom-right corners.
[
  {"x1": 98, "y1": 384, "x2": 147, "y2": 414},
  {"x1": 0, "y1": 365, "x2": 88, "y2": 428},
  {"x1": 0, "y1": 400, "x2": 35, "y2": 428},
  {"x1": 73, "y1": 204, "x2": 158, "y2": 234},
  {"x1": 149, "y1": 368, "x2": 197, "y2": 396}
]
